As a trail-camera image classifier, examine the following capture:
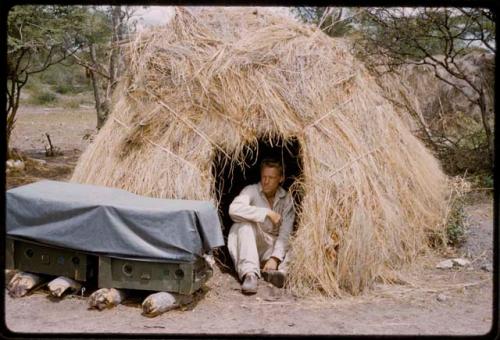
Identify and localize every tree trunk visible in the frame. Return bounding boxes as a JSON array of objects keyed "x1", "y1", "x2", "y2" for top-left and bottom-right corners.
[
  {"x1": 88, "y1": 44, "x2": 108, "y2": 129},
  {"x1": 90, "y1": 74, "x2": 108, "y2": 130},
  {"x1": 108, "y1": 7, "x2": 118, "y2": 94},
  {"x1": 89, "y1": 6, "x2": 124, "y2": 130},
  {"x1": 89, "y1": 70, "x2": 106, "y2": 129},
  {"x1": 478, "y1": 91, "x2": 494, "y2": 169},
  {"x1": 6, "y1": 81, "x2": 22, "y2": 159},
  {"x1": 84, "y1": 6, "x2": 130, "y2": 130},
  {"x1": 107, "y1": 6, "x2": 122, "y2": 98},
  {"x1": 6, "y1": 107, "x2": 17, "y2": 160}
]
